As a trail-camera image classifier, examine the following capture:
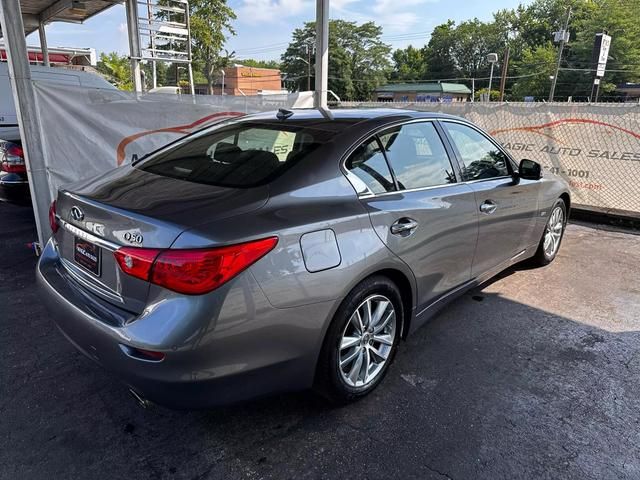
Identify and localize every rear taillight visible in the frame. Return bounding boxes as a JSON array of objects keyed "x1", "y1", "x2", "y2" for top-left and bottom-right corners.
[
  {"x1": 114, "y1": 237, "x2": 278, "y2": 295},
  {"x1": 1, "y1": 143, "x2": 26, "y2": 173},
  {"x1": 49, "y1": 200, "x2": 59, "y2": 234},
  {"x1": 114, "y1": 247, "x2": 162, "y2": 281}
]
